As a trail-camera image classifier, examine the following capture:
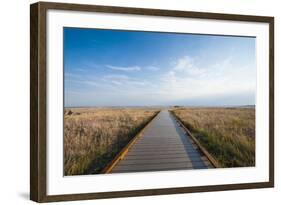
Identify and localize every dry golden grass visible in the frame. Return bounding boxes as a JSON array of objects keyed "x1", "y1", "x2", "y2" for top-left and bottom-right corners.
[
  {"x1": 171, "y1": 108, "x2": 255, "y2": 167},
  {"x1": 64, "y1": 108, "x2": 159, "y2": 175}
]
